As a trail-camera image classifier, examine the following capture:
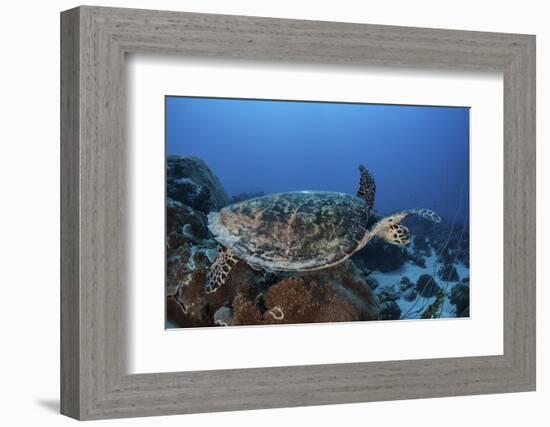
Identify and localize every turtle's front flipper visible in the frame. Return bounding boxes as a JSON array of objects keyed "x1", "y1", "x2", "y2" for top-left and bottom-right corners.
[
  {"x1": 371, "y1": 208, "x2": 441, "y2": 246},
  {"x1": 205, "y1": 248, "x2": 239, "y2": 294},
  {"x1": 407, "y1": 208, "x2": 442, "y2": 223},
  {"x1": 356, "y1": 165, "x2": 376, "y2": 209}
]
